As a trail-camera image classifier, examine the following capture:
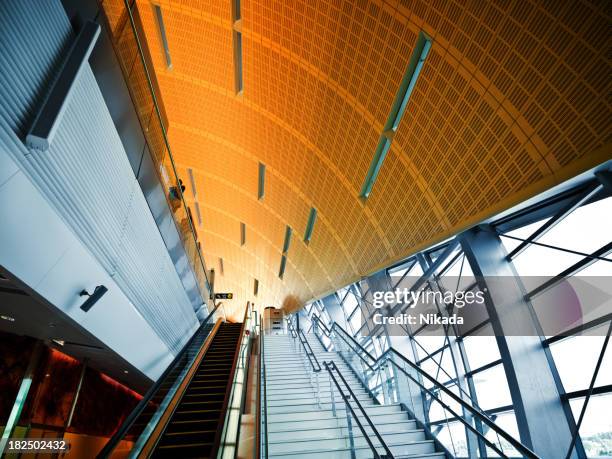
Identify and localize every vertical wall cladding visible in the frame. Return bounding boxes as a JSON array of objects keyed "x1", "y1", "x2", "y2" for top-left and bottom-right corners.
[{"x1": 0, "y1": 0, "x2": 198, "y2": 354}]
